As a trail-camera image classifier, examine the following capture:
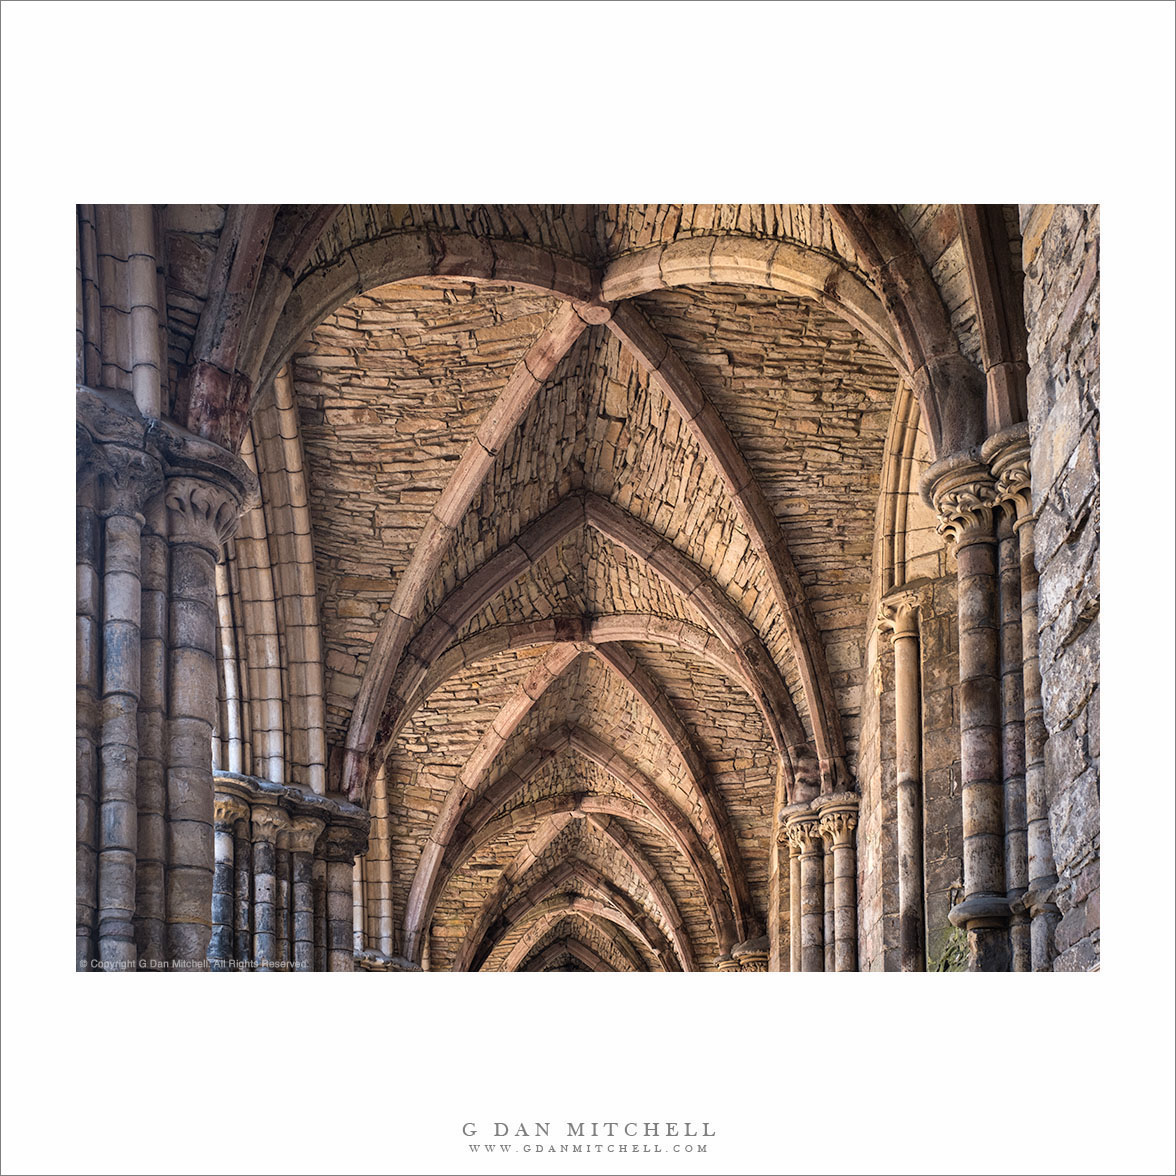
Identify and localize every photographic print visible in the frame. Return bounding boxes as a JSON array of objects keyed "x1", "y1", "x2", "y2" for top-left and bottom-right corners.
[
  {"x1": 4, "y1": 4, "x2": 1173, "y2": 1174},
  {"x1": 73, "y1": 202, "x2": 1100, "y2": 977}
]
